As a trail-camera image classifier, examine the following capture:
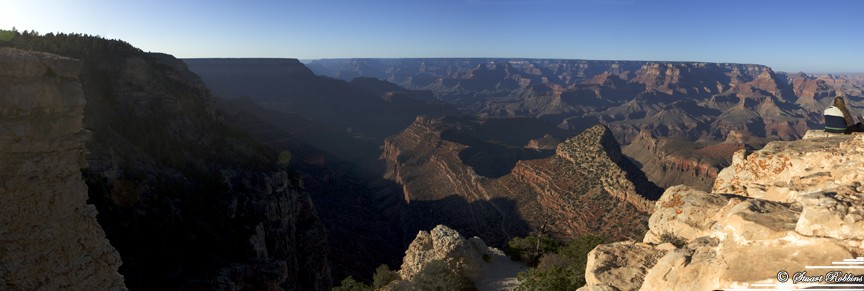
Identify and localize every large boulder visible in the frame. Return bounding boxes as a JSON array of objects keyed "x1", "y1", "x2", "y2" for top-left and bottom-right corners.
[
  {"x1": 398, "y1": 225, "x2": 492, "y2": 281},
  {"x1": 392, "y1": 225, "x2": 527, "y2": 291},
  {"x1": 583, "y1": 241, "x2": 669, "y2": 291},
  {"x1": 585, "y1": 130, "x2": 864, "y2": 290}
]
